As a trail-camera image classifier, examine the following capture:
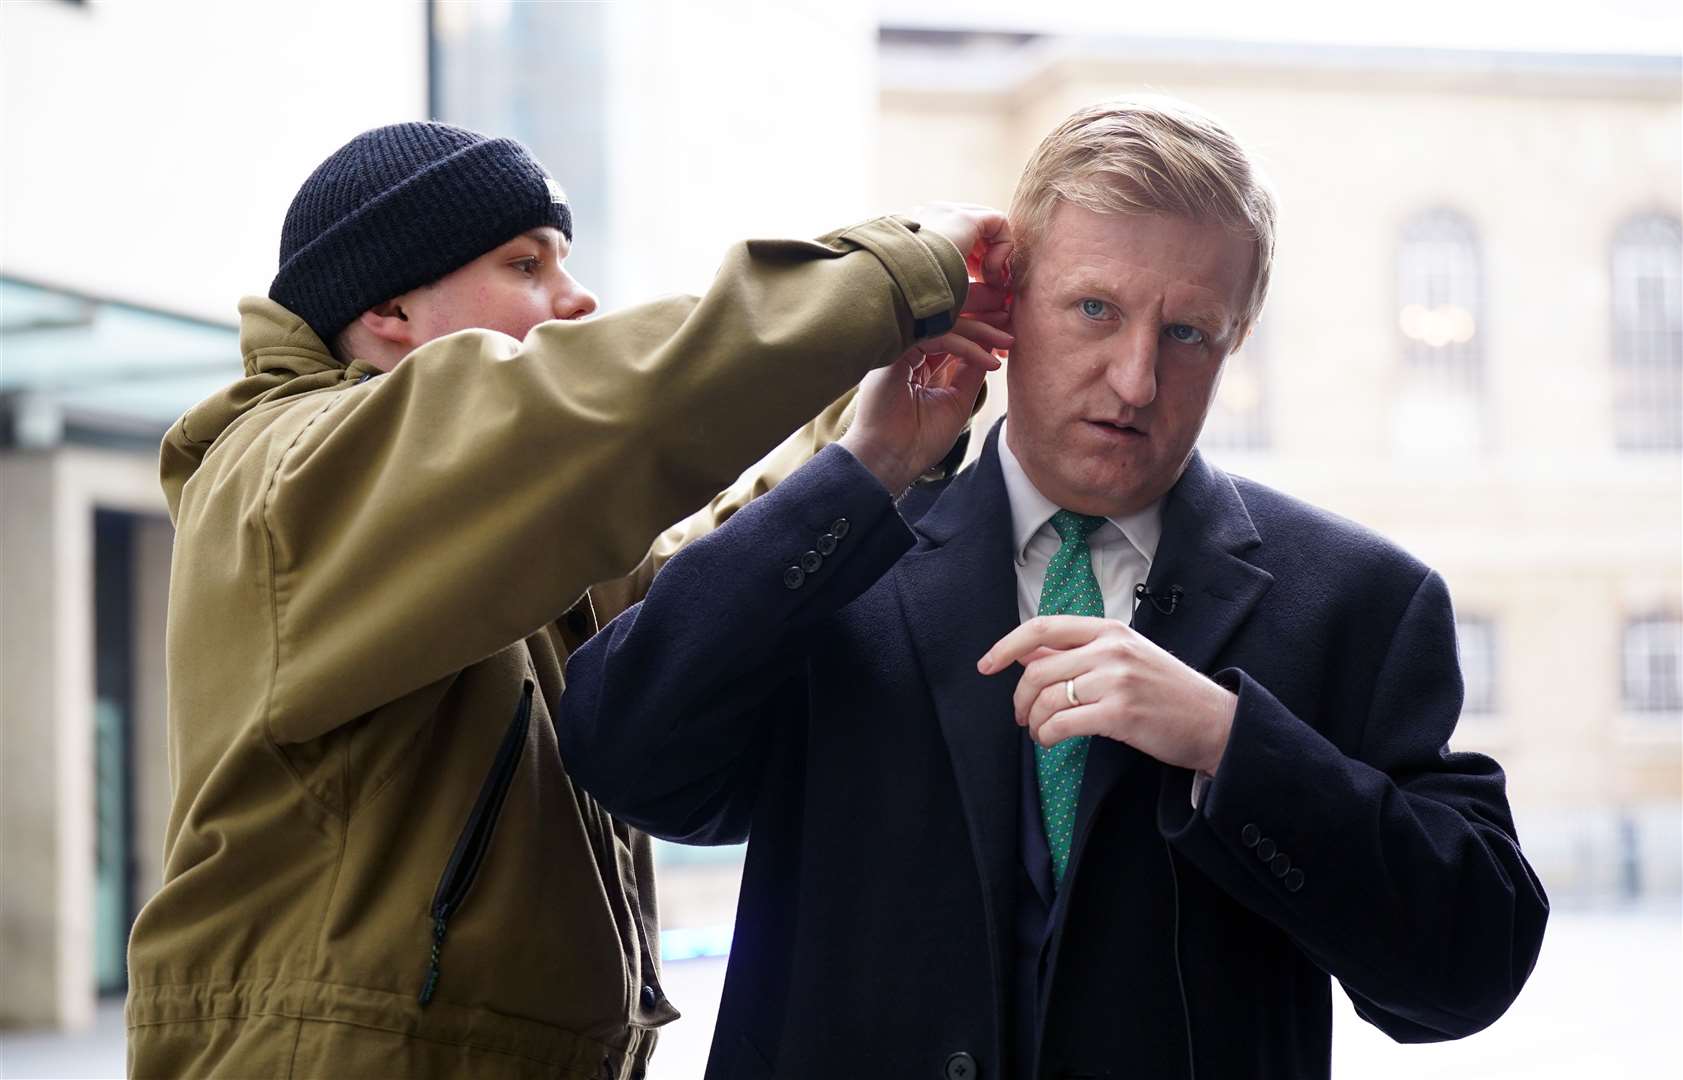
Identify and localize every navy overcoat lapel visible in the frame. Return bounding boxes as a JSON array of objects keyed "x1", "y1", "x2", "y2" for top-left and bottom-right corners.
[
  {"x1": 892, "y1": 424, "x2": 1023, "y2": 992},
  {"x1": 1064, "y1": 450, "x2": 1276, "y2": 882}
]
